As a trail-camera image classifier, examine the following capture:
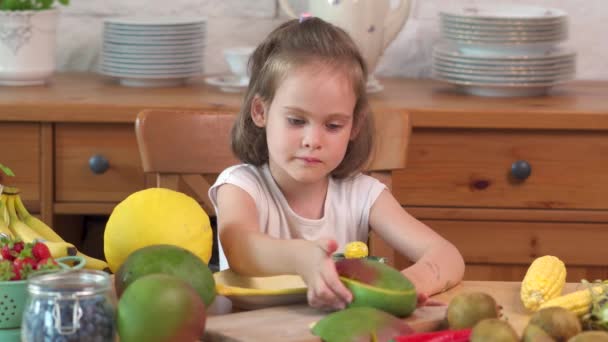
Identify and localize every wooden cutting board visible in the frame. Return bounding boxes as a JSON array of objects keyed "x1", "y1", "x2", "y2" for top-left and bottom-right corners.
[{"x1": 203, "y1": 304, "x2": 448, "y2": 342}]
